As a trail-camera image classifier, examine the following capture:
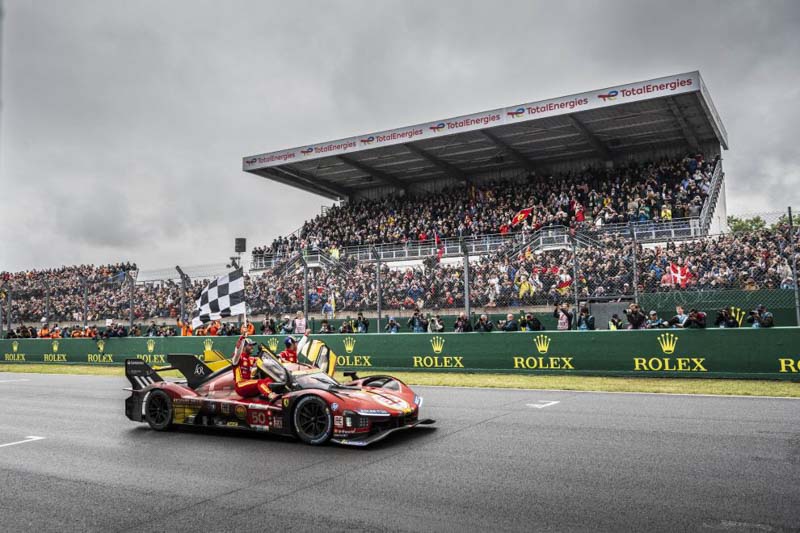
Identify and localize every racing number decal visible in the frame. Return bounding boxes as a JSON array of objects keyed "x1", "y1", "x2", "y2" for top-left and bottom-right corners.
[{"x1": 248, "y1": 411, "x2": 268, "y2": 426}]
